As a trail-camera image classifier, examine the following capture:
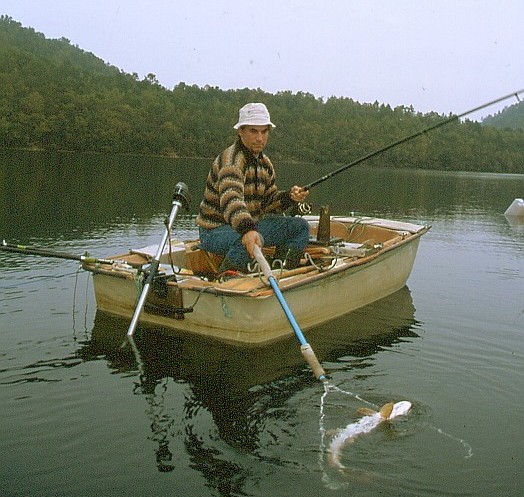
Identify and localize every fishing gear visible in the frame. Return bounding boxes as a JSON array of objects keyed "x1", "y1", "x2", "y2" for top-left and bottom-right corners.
[
  {"x1": 0, "y1": 240, "x2": 141, "y2": 267},
  {"x1": 302, "y1": 89, "x2": 524, "y2": 192},
  {"x1": 127, "y1": 182, "x2": 191, "y2": 338}
]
